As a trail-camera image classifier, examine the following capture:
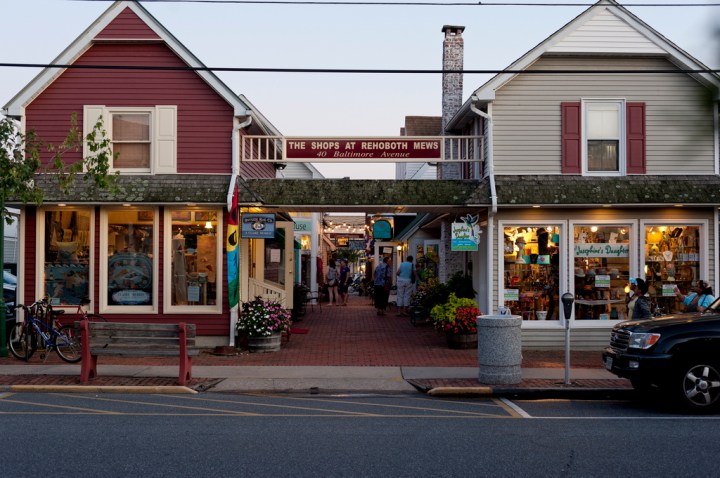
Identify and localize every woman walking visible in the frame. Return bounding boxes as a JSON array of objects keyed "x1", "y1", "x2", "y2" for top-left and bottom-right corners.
[
  {"x1": 374, "y1": 257, "x2": 391, "y2": 316},
  {"x1": 395, "y1": 256, "x2": 415, "y2": 316},
  {"x1": 326, "y1": 259, "x2": 339, "y2": 306}
]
